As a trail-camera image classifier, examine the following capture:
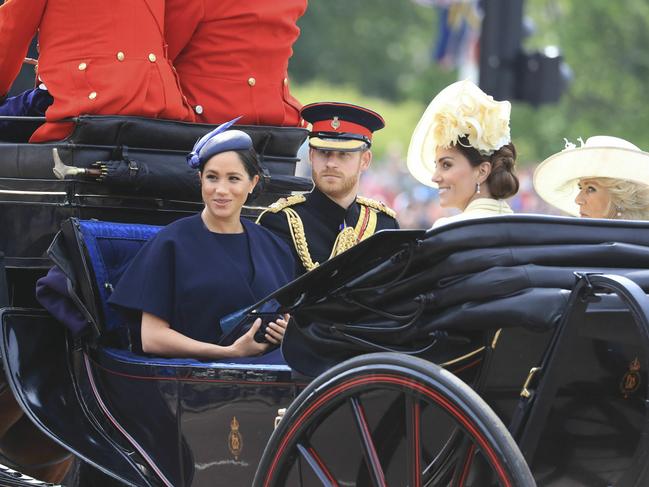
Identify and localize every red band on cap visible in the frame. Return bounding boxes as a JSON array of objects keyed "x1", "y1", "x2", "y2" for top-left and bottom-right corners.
[{"x1": 311, "y1": 119, "x2": 373, "y2": 140}]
